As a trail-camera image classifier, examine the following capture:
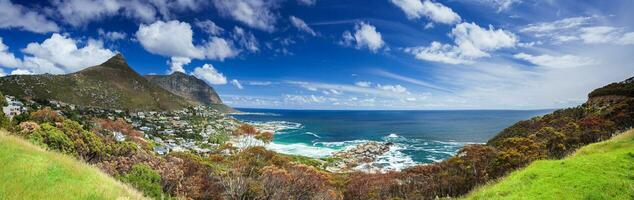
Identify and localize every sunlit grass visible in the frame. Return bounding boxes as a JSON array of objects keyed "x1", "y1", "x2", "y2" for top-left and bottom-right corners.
[
  {"x1": 0, "y1": 130, "x2": 148, "y2": 200},
  {"x1": 465, "y1": 129, "x2": 634, "y2": 200}
]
